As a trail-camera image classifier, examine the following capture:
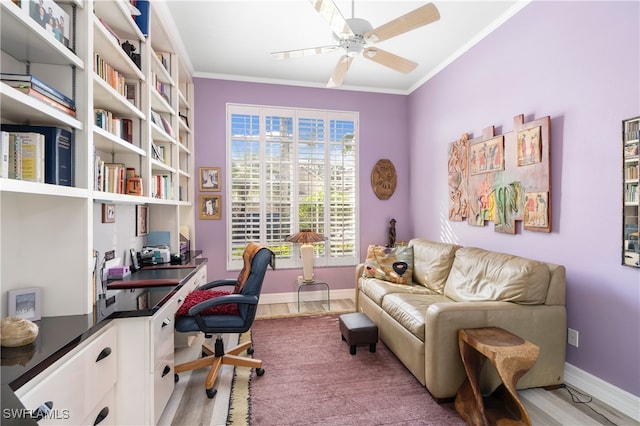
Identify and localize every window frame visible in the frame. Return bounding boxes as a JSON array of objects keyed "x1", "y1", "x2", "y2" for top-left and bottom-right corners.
[{"x1": 226, "y1": 103, "x2": 359, "y2": 271}]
